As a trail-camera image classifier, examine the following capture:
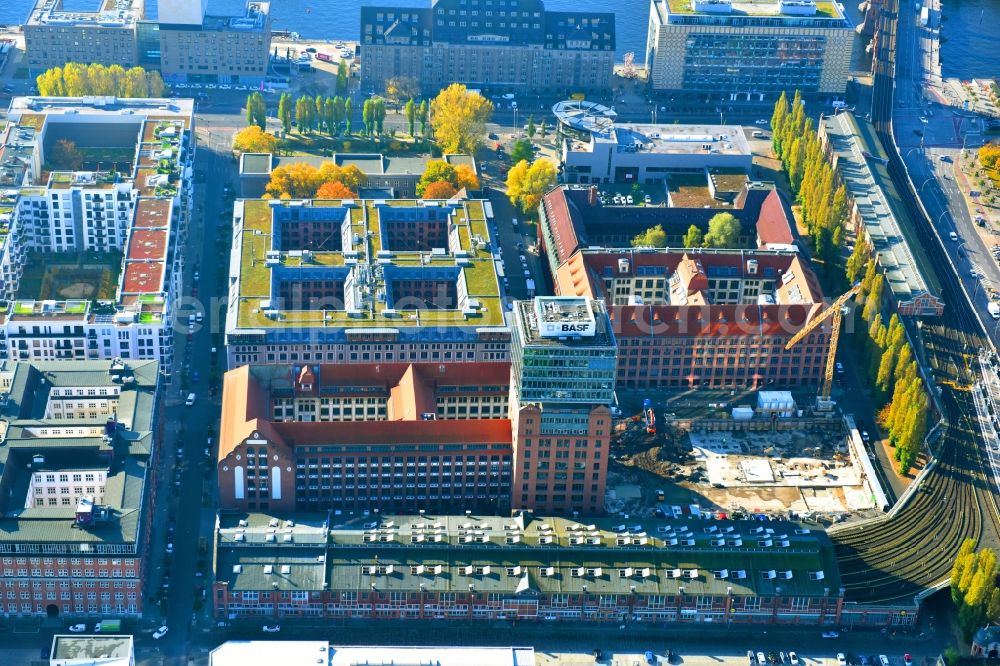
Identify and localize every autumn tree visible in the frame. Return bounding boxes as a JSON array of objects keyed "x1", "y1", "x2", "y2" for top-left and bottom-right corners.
[
  {"x1": 36, "y1": 63, "x2": 162, "y2": 98},
  {"x1": 245, "y1": 92, "x2": 267, "y2": 130},
  {"x1": 403, "y1": 99, "x2": 417, "y2": 137},
  {"x1": 416, "y1": 161, "x2": 458, "y2": 196},
  {"x1": 683, "y1": 224, "x2": 703, "y2": 248},
  {"x1": 950, "y1": 540, "x2": 1000, "y2": 639},
  {"x1": 50, "y1": 139, "x2": 84, "y2": 171},
  {"x1": 266, "y1": 162, "x2": 324, "y2": 198},
  {"x1": 703, "y1": 212, "x2": 741, "y2": 248},
  {"x1": 385, "y1": 76, "x2": 418, "y2": 105},
  {"x1": 232, "y1": 126, "x2": 278, "y2": 155},
  {"x1": 506, "y1": 159, "x2": 556, "y2": 214},
  {"x1": 295, "y1": 95, "x2": 316, "y2": 133},
  {"x1": 422, "y1": 180, "x2": 459, "y2": 199},
  {"x1": 316, "y1": 180, "x2": 357, "y2": 199},
  {"x1": 454, "y1": 164, "x2": 480, "y2": 191},
  {"x1": 632, "y1": 224, "x2": 668, "y2": 248},
  {"x1": 430, "y1": 83, "x2": 493, "y2": 154},
  {"x1": 510, "y1": 139, "x2": 533, "y2": 164},
  {"x1": 317, "y1": 162, "x2": 366, "y2": 193},
  {"x1": 979, "y1": 143, "x2": 1000, "y2": 169}
]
